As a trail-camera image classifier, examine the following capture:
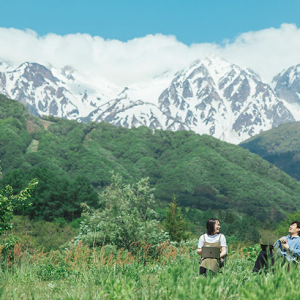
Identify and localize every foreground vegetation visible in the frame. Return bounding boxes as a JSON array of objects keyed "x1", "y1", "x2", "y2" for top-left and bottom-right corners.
[{"x1": 0, "y1": 241, "x2": 299, "y2": 299}]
